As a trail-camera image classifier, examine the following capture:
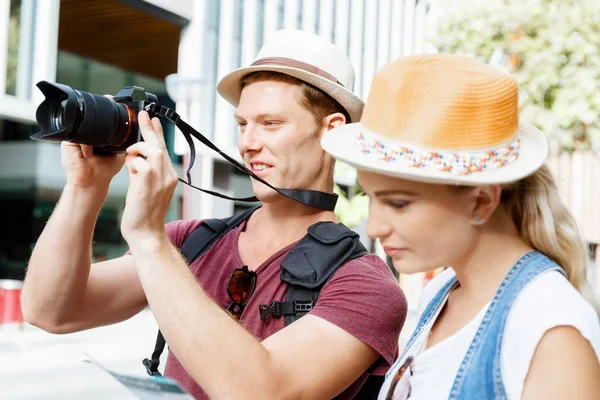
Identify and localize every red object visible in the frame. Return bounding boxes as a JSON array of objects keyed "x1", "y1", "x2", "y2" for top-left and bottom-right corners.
[
  {"x1": 0, "y1": 280, "x2": 24, "y2": 324},
  {"x1": 424, "y1": 270, "x2": 435, "y2": 285}
]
